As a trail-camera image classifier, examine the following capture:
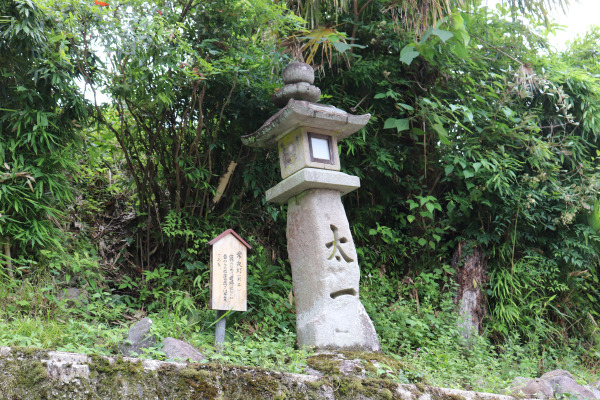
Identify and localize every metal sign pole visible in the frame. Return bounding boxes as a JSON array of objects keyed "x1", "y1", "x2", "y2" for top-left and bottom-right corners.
[{"x1": 215, "y1": 310, "x2": 227, "y2": 351}]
